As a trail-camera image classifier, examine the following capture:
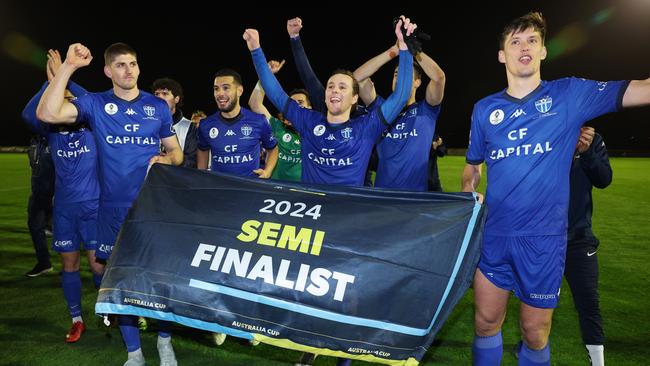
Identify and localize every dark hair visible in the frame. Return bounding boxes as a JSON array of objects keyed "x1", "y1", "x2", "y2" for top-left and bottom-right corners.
[
  {"x1": 394, "y1": 63, "x2": 423, "y2": 81},
  {"x1": 214, "y1": 68, "x2": 243, "y2": 86},
  {"x1": 152, "y1": 78, "x2": 183, "y2": 105},
  {"x1": 329, "y1": 69, "x2": 359, "y2": 96},
  {"x1": 289, "y1": 88, "x2": 311, "y2": 103},
  {"x1": 499, "y1": 12, "x2": 546, "y2": 50},
  {"x1": 104, "y1": 42, "x2": 137, "y2": 65}
]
